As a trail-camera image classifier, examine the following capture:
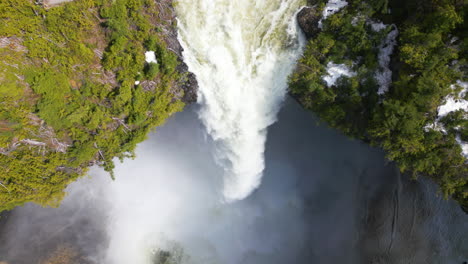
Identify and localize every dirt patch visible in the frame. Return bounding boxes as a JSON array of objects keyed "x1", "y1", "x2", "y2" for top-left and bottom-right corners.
[{"x1": 0, "y1": 37, "x2": 27, "y2": 53}]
